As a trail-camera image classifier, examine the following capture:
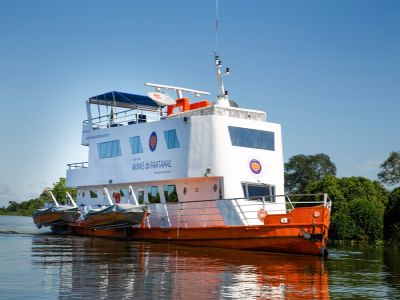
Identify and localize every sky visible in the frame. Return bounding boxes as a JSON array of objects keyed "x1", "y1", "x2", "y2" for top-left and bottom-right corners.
[{"x1": 0, "y1": 0, "x2": 399, "y2": 207}]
